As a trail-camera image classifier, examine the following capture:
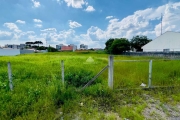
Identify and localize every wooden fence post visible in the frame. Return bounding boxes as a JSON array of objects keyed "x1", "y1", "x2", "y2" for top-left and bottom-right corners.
[
  {"x1": 148, "y1": 60, "x2": 153, "y2": 88},
  {"x1": 108, "y1": 56, "x2": 114, "y2": 89},
  {"x1": 61, "y1": 60, "x2": 64, "y2": 86},
  {"x1": 8, "y1": 62, "x2": 13, "y2": 91}
]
